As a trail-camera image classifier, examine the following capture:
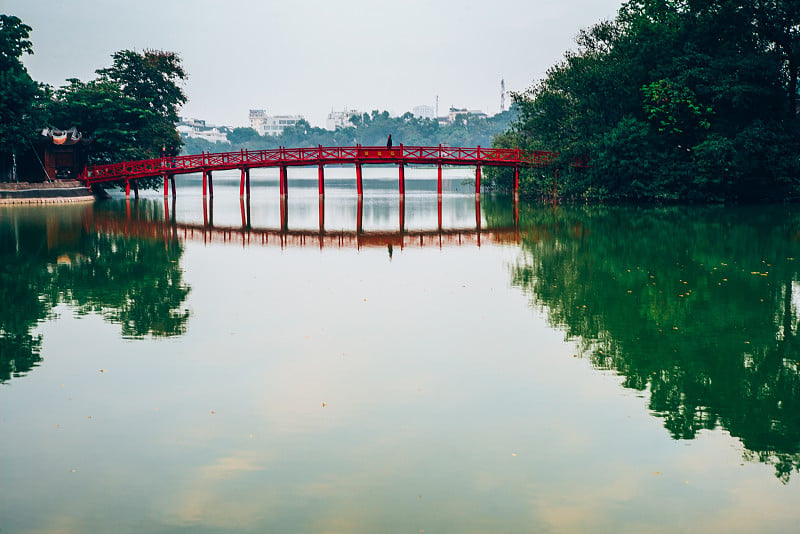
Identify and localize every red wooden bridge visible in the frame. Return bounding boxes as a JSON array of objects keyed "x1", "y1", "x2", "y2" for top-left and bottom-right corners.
[{"x1": 80, "y1": 145, "x2": 565, "y2": 199}]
